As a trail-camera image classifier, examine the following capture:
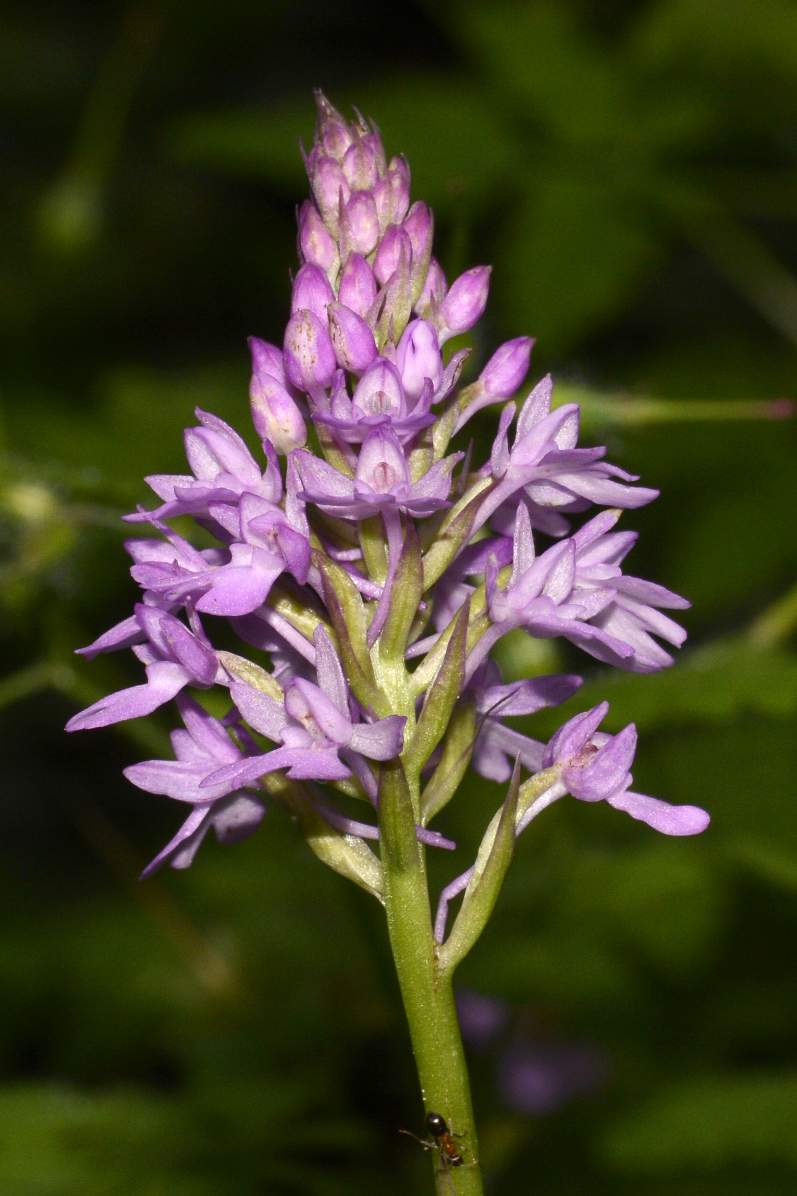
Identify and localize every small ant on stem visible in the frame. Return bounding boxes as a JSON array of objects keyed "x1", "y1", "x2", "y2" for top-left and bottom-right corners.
[{"x1": 400, "y1": 1110, "x2": 477, "y2": 1187}]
